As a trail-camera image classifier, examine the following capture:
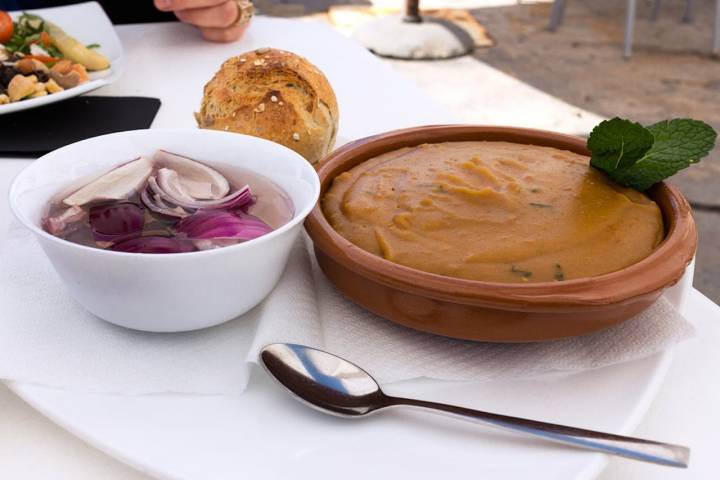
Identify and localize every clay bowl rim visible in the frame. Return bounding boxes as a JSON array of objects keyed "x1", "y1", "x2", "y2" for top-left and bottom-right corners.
[{"x1": 304, "y1": 125, "x2": 697, "y2": 312}]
